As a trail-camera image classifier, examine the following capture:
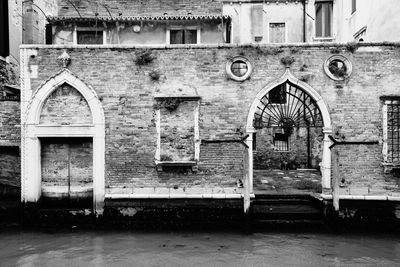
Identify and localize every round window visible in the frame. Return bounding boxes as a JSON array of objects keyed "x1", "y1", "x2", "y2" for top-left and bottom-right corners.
[
  {"x1": 324, "y1": 55, "x2": 352, "y2": 81},
  {"x1": 226, "y1": 56, "x2": 252, "y2": 81}
]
